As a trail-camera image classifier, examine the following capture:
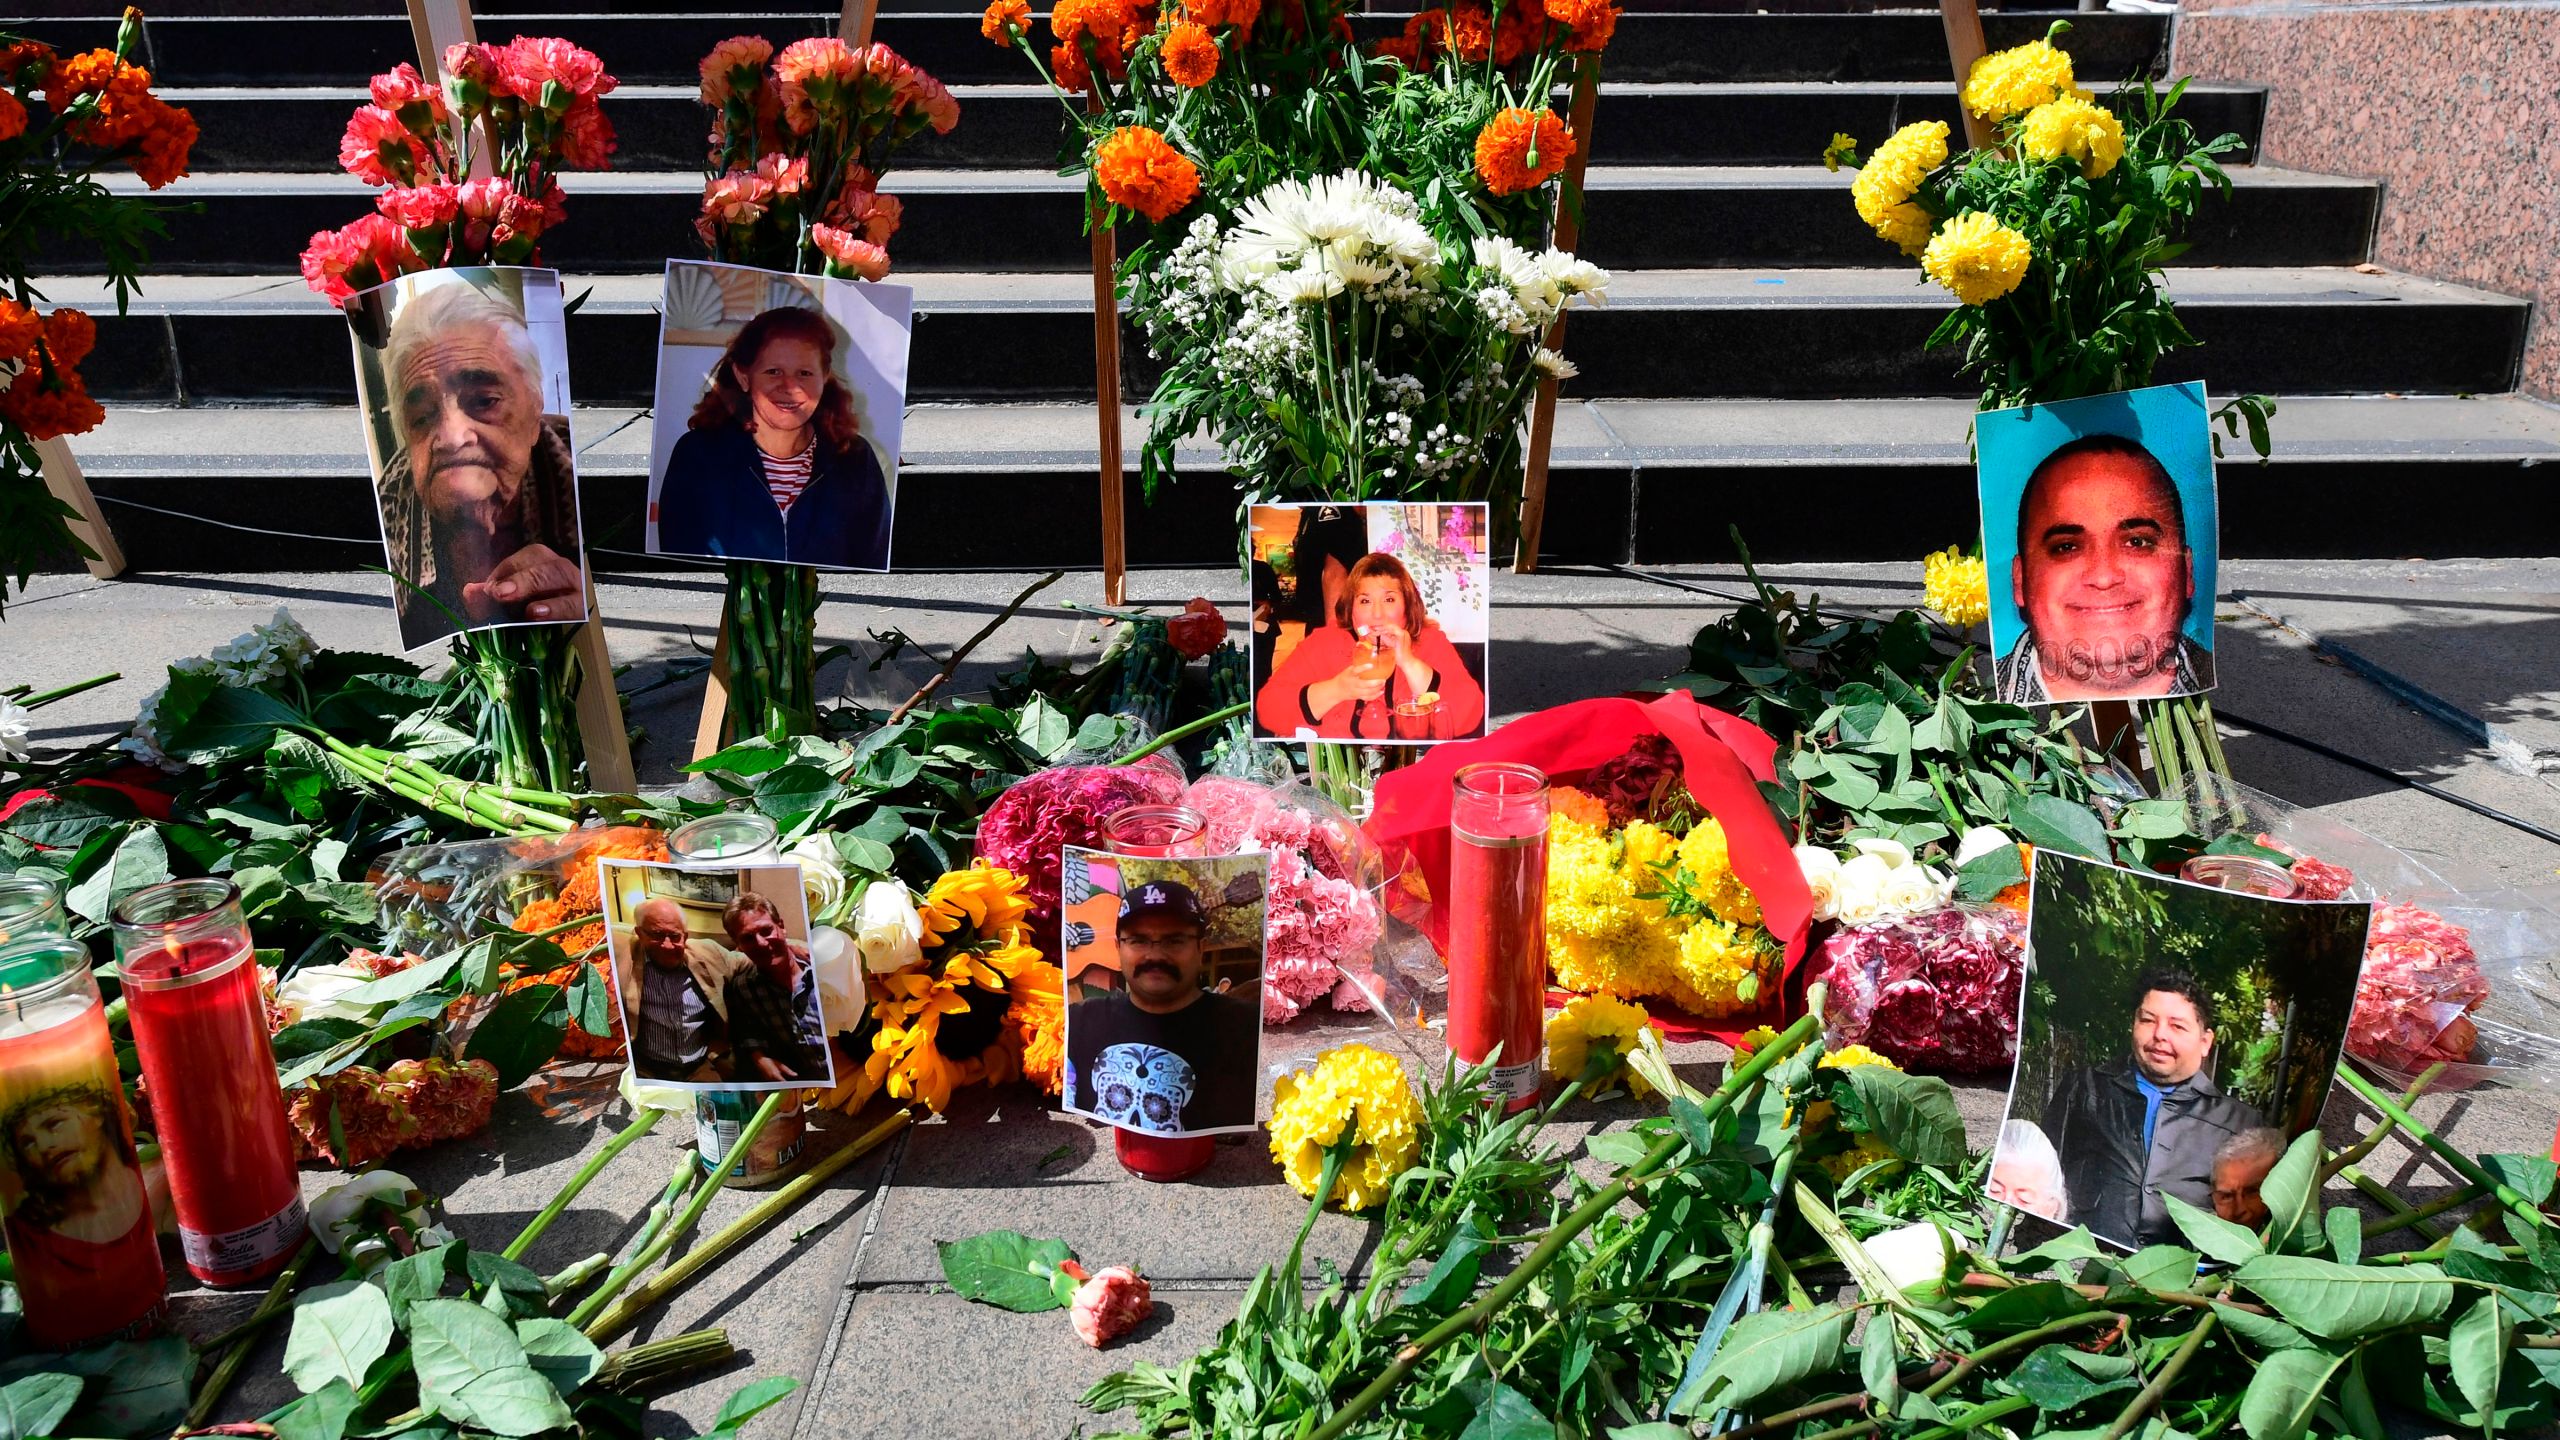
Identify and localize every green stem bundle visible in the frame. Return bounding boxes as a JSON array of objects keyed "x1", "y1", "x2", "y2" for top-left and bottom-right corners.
[
  {"x1": 568, "y1": 1092, "x2": 787, "y2": 1332},
  {"x1": 722, "y1": 561, "x2": 823, "y2": 742}
]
